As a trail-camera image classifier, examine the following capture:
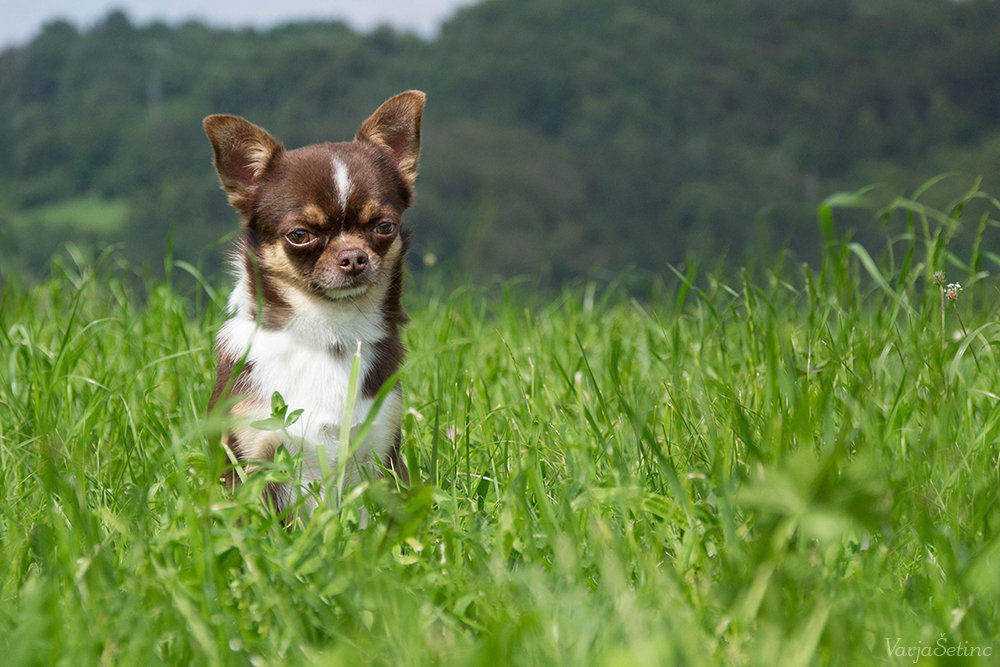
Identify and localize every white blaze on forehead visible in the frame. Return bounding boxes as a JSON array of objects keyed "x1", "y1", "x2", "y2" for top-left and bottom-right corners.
[{"x1": 331, "y1": 157, "x2": 353, "y2": 212}]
